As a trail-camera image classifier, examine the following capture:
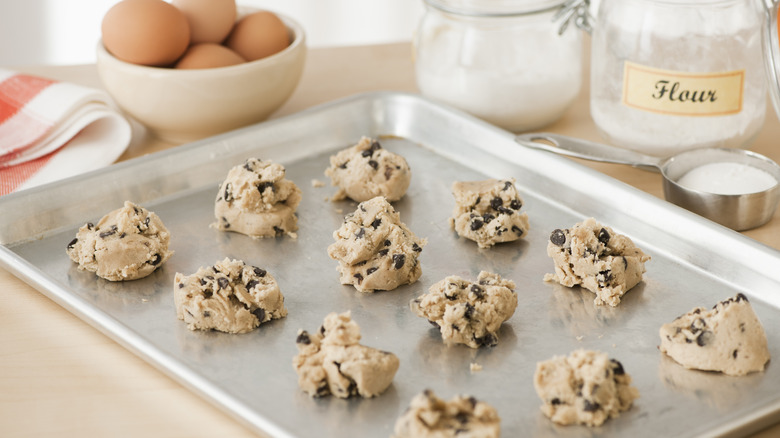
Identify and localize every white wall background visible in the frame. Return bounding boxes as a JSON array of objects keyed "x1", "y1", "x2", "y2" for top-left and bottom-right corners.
[{"x1": 0, "y1": 0, "x2": 425, "y2": 66}]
